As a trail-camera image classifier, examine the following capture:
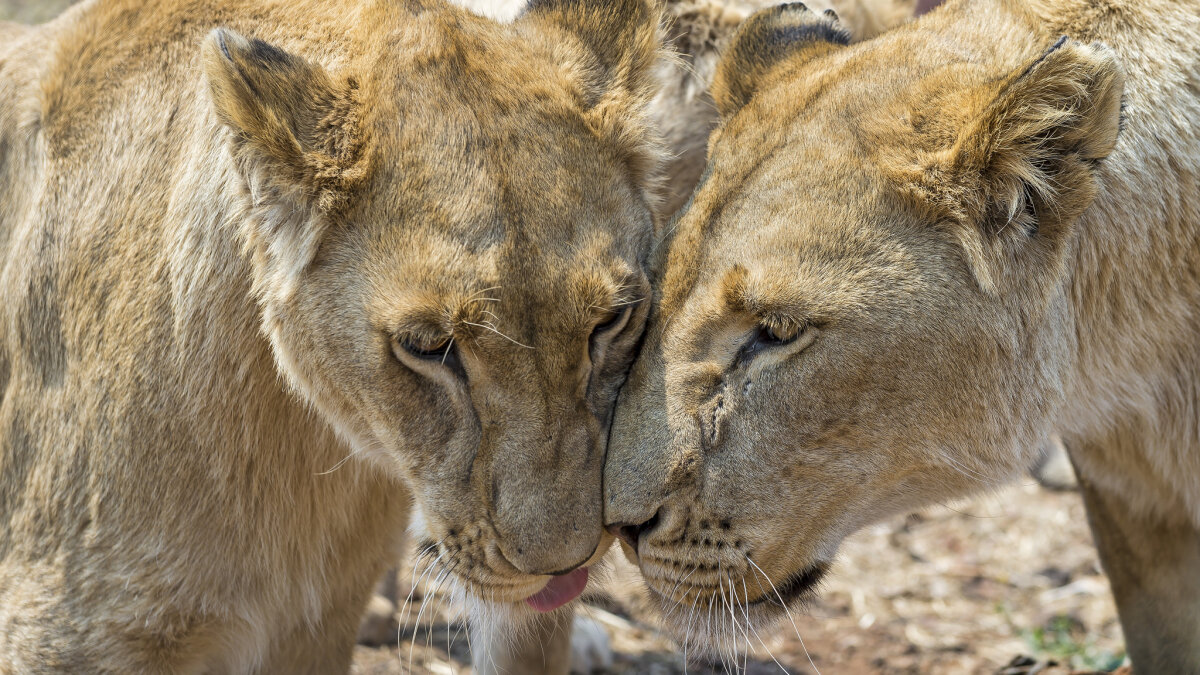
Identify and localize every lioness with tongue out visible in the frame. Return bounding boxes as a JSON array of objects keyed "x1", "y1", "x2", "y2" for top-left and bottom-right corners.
[{"x1": 0, "y1": 0, "x2": 663, "y2": 672}]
